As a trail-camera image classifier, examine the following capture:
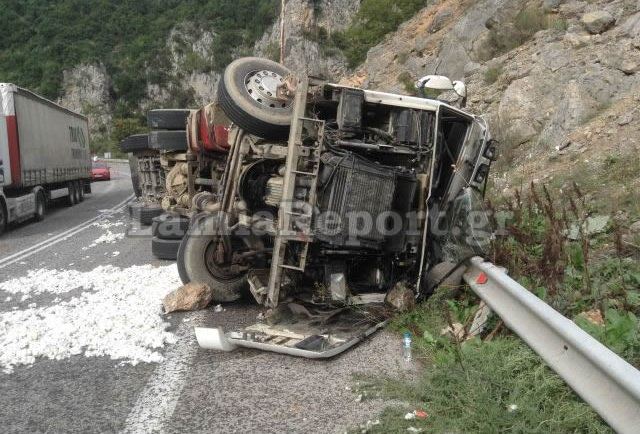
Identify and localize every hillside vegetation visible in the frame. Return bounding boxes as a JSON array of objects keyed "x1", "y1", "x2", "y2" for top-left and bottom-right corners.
[{"x1": 0, "y1": 0, "x2": 276, "y2": 110}]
